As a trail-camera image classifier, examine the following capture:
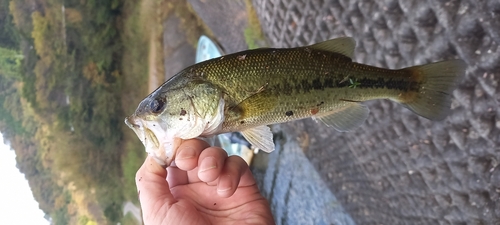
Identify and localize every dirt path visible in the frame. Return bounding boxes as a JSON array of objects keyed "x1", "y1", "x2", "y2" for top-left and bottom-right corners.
[
  {"x1": 148, "y1": 29, "x2": 162, "y2": 92},
  {"x1": 123, "y1": 201, "x2": 142, "y2": 223}
]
